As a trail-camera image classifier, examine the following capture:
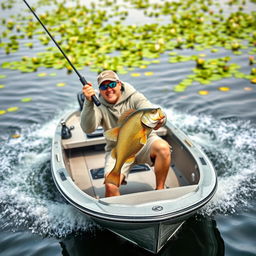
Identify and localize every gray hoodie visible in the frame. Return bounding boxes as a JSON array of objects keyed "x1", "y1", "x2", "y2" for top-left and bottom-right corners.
[{"x1": 80, "y1": 82, "x2": 154, "y2": 151}]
